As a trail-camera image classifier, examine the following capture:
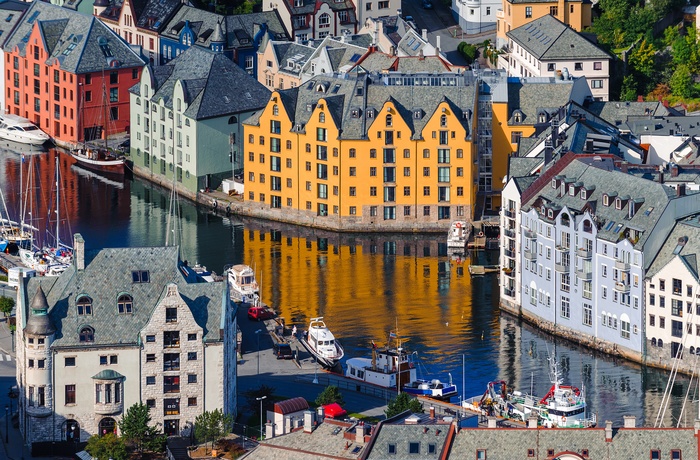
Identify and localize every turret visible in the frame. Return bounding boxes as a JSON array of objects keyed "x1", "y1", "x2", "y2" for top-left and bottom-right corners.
[
  {"x1": 93, "y1": 0, "x2": 110, "y2": 17},
  {"x1": 23, "y1": 286, "x2": 55, "y2": 417},
  {"x1": 211, "y1": 20, "x2": 225, "y2": 53}
]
